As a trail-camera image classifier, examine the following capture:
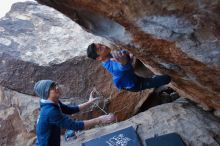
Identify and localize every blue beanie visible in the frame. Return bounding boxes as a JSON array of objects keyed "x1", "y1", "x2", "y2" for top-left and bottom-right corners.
[{"x1": 34, "y1": 80, "x2": 54, "y2": 99}]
